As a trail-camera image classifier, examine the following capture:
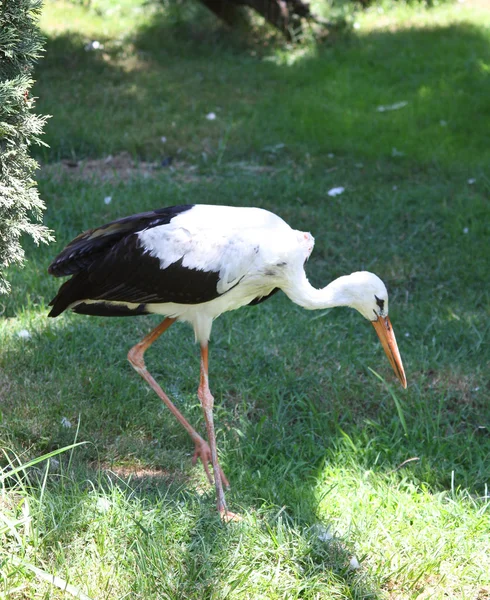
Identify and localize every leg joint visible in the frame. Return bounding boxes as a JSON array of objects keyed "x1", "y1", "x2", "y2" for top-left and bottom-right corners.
[
  {"x1": 198, "y1": 385, "x2": 214, "y2": 410},
  {"x1": 127, "y1": 345, "x2": 145, "y2": 371}
]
